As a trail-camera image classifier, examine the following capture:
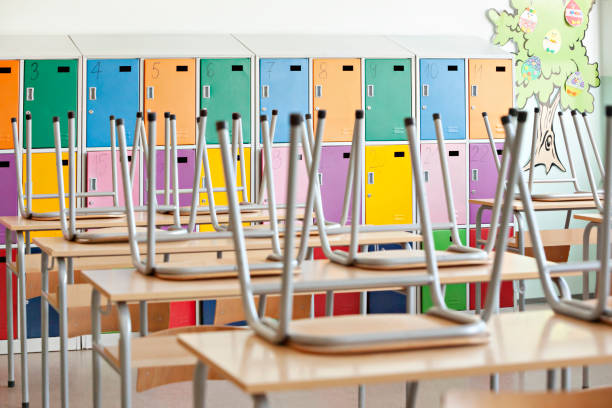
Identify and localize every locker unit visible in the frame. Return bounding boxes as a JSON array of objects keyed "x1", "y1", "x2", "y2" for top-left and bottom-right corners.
[
  {"x1": 468, "y1": 59, "x2": 513, "y2": 139},
  {"x1": 364, "y1": 59, "x2": 412, "y2": 141},
  {"x1": 319, "y1": 145, "x2": 353, "y2": 223},
  {"x1": 365, "y1": 145, "x2": 412, "y2": 225},
  {"x1": 313, "y1": 246, "x2": 359, "y2": 316},
  {"x1": 469, "y1": 142, "x2": 504, "y2": 224},
  {"x1": 312, "y1": 58, "x2": 361, "y2": 142},
  {"x1": 23, "y1": 59, "x2": 78, "y2": 148},
  {"x1": 200, "y1": 58, "x2": 252, "y2": 144},
  {"x1": 261, "y1": 146, "x2": 309, "y2": 205},
  {"x1": 144, "y1": 149, "x2": 196, "y2": 206},
  {"x1": 86, "y1": 150, "x2": 140, "y2": 207},
  {"x1": 420, "y1": 143, "x2": 467, "y2": 224},
  {"x1": 0, "y1": 60, "x2": 19, "y2": 149},
  {"x1": 418, "y1": 58, "x2": 466, "y2": 140},
  {"x1": 86, "y1": 58, "x2": 140, "y2": 147},
  {"x1": 144, "y1": 58, "x2": 196, "y2": 145},
  {"x1": 199, "y1": 147, "x2": 252, "y2": 207},
  {"x1": 0, "y1": 154, "x2": 18, "y2": 244},
  {"x1": 258, "y1": 58, "x2": 309, "y2": 143}
]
